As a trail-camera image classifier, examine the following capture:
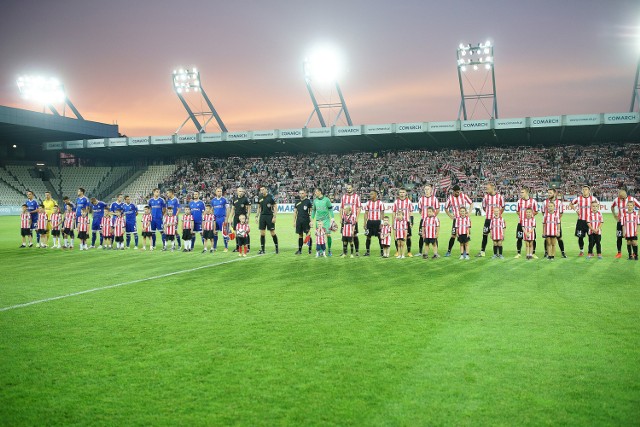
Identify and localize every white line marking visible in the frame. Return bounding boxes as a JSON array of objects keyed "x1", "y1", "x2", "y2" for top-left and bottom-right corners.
[{"x1": 0, "y1": 255, "x2": 258, "y2": 313}]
